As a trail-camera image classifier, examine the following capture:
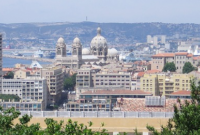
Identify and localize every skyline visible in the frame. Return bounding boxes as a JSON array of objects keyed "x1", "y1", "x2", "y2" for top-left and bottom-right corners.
[{"x1": 1, "y1": 0, "x2": 200, "y2": 24}]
